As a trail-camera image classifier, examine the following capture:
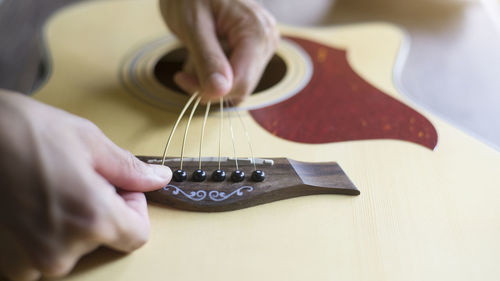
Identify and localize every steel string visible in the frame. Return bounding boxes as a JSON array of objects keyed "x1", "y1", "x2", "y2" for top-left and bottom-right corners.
[
  {"x1": 229, "y1": 99, "x2": 257, "y2": 171},
  {"x1": 198, "y1": 101, "x2": 211, "y2": 170},
  {"x1": 225, "y1": 100, "x2": 239, "y2": 170},
  {"x1": 161, "y1": 92, "x2": 199, "y2": 166},
  {"x1": 218, "y1": 97, "x2": 224, "y2": 170},
  {"x1": 180, "y1": 97, "x2": 202, "y2": 170}
]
